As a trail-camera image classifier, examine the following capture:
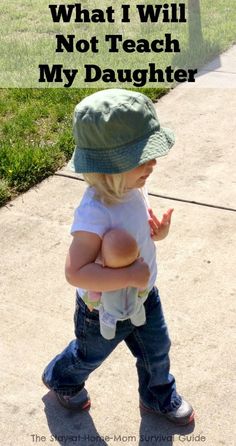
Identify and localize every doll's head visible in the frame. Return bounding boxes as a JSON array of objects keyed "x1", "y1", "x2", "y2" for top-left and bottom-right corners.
[{"x1": 101, "y1": 229, "x2": 139, "y2": 268}]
